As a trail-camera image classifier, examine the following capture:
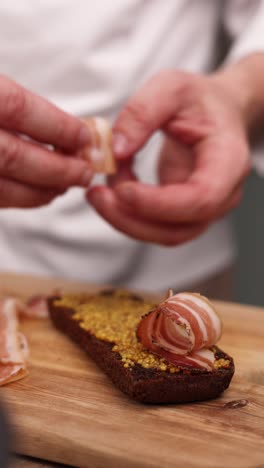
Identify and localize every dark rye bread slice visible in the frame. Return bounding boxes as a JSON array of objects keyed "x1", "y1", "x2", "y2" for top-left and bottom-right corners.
[{"x1": 49, "y1": 292, "x2": 235, "y2": 404}]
